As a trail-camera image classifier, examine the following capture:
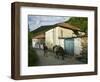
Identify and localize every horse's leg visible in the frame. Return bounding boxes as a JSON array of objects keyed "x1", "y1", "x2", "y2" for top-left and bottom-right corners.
[
  {"x1": 56, "y1": 52, "x2": 59, "y2": 59},
  {"x1": 57, "y1": 52, "x2": 59, "y2": 59},
  {"x1": 55, "y1": 51, "x2": 57, "y2": 58},
  {"x1": 55, "y1": 51, "x2": 58, "y2": 58},
  {"x1": 62, "y1": 53, "x2": 64, "y2": 60},
  {"x1": 55, "y1": 52, "x2": 57, "y2": 58}
]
